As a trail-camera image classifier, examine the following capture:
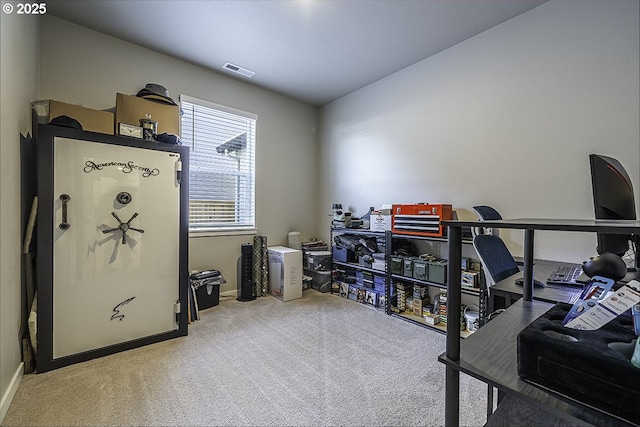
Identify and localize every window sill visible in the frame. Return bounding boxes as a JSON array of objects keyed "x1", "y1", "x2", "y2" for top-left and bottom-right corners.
[{"x1": 189, "y1": 228, "x2": 258, "y2": 238}]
